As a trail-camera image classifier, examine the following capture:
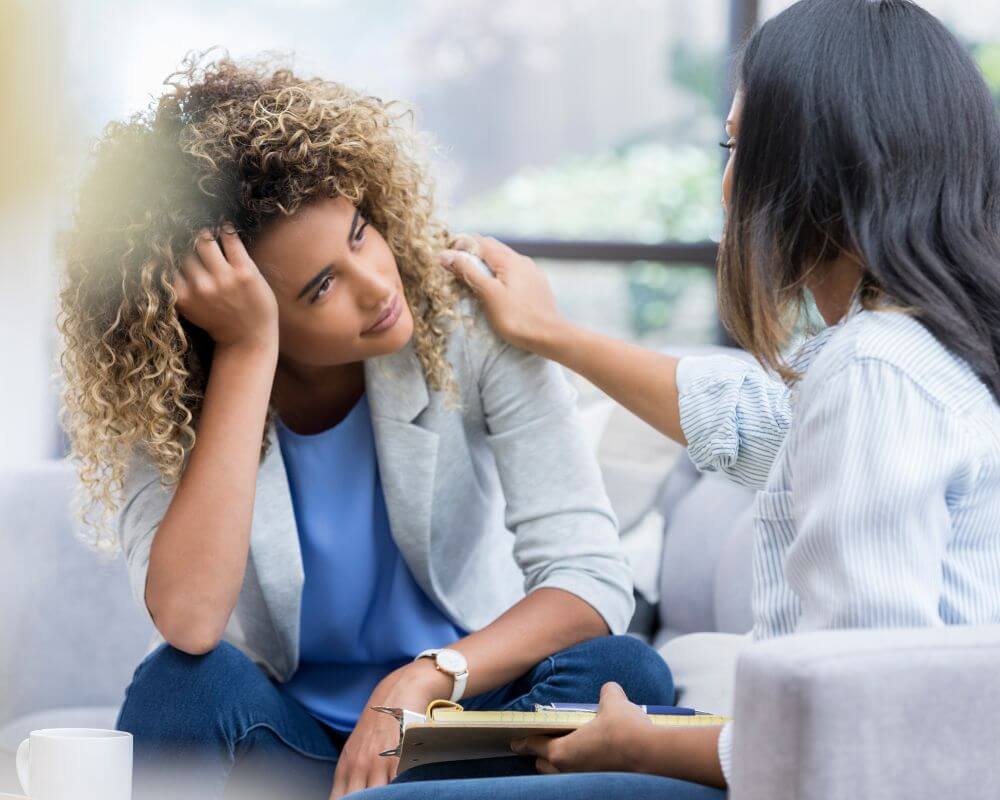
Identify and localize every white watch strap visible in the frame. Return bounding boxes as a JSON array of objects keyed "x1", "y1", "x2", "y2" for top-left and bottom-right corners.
[
  {"x1": 450, "y1": 669, "x2": 468, "y2": 703},
  {"x1": 415, "y1": 649, "x2": 468, "y2": 703}
]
